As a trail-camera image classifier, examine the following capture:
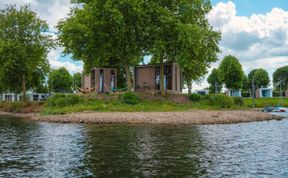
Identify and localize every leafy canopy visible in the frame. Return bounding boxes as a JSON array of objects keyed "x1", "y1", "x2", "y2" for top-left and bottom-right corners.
[
  {"x1": 0, "y1": 5, "x2": 53, "y2": 96},
  {"x1": 219, "y1": 55, "x2": 244, "y2": 90},
  {"x1": 248, "y1": 68, "x2": 270, "y2": 89},
  {"x1": 273, "y1": 66, "x2": 288, "y2": 90},
  {"x1": 207, "y1": 68, "x2": 223, "y2": 94},
  {"x1": 48, "y1": 67, "x2": 73, "y2": 93},
  {"x1": 73, "y1": 73, "x2": 82, "y2": 90},
  {"x1": 57, "y1": 0, "x2": 151, "y2": 91},
  {"x1": 147, "y1": 0, "x2": 221, "y2": 94}
]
